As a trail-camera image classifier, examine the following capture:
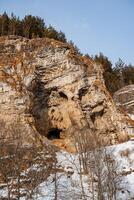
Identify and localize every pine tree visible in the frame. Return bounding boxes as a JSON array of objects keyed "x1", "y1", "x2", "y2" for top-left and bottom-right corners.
[
  {"x1": 0, "y1": 12, "x2": 67, "y2": 42},
  {"x1": 1, "y1": 12, "x2": 9, "y2": 35}
]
